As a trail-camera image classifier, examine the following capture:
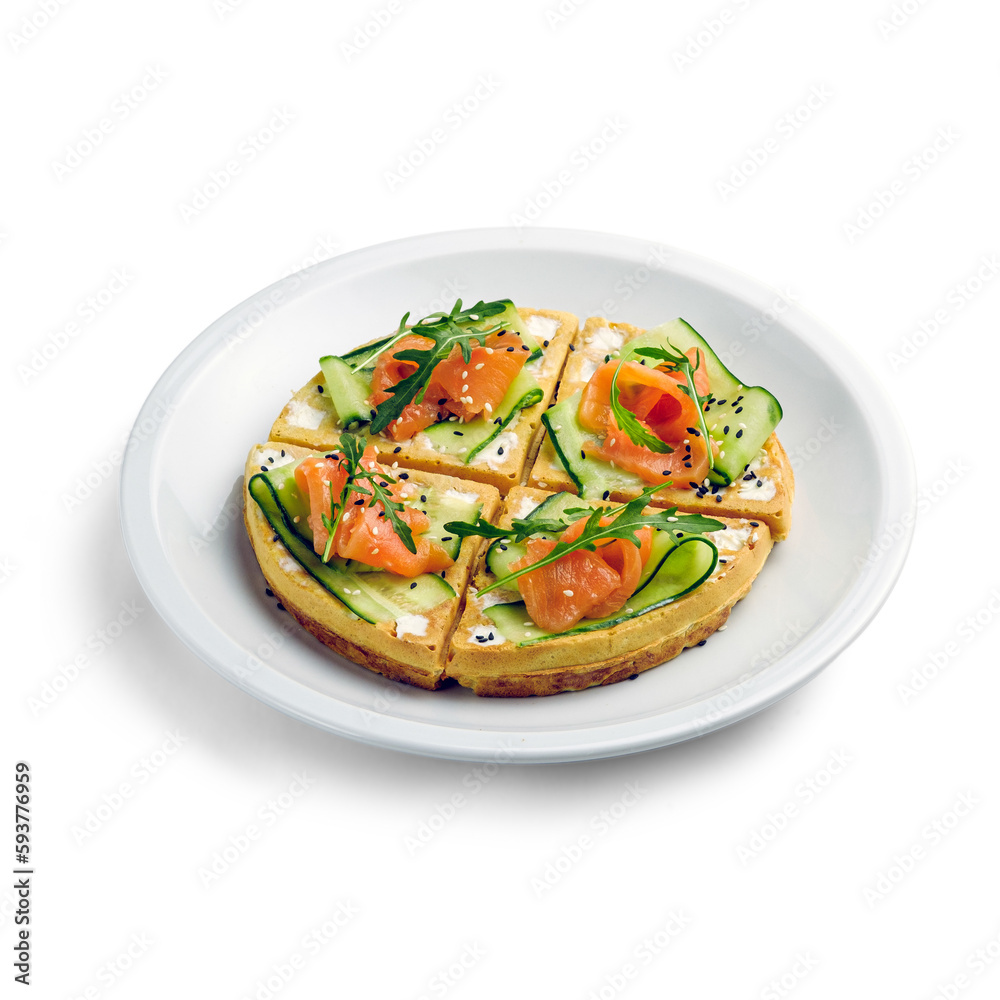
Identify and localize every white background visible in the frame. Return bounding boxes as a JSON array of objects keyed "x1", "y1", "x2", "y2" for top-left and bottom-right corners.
[{"x1": 4, "y1": 0, "x2": 1000, "y2": 997}]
